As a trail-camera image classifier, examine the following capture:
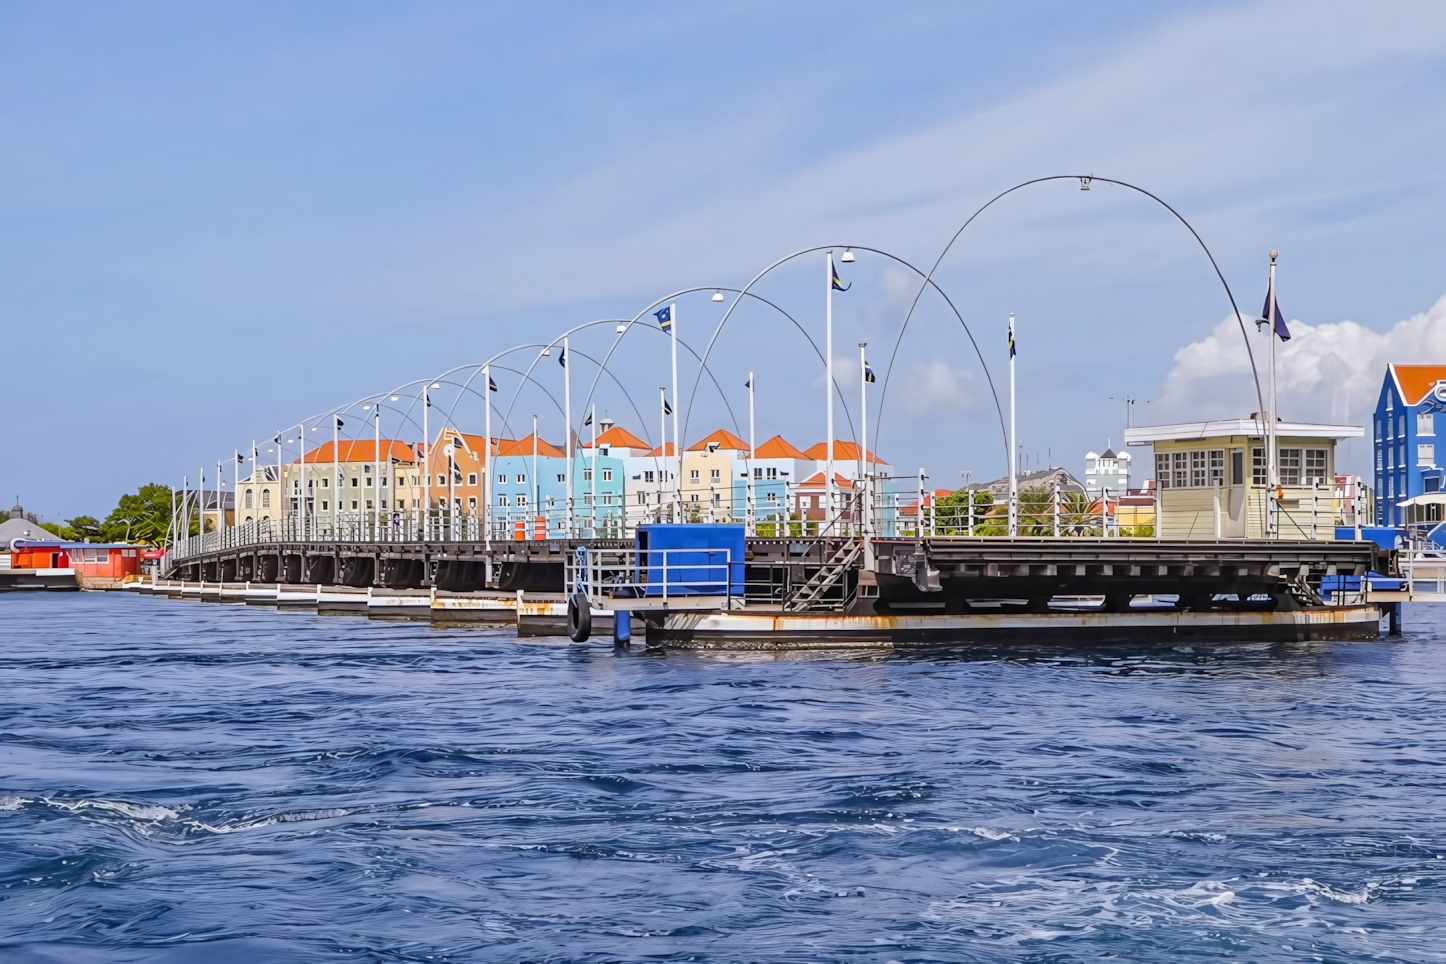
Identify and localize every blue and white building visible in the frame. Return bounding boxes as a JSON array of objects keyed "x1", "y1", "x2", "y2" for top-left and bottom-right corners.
[{"x1": 1374, "y1": 364, "x2": 1446, "y2": 525}]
